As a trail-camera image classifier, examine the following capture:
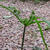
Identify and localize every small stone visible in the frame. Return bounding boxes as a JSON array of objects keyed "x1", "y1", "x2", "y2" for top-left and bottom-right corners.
[
  {"x1": 0, "y1": 25, "x2": 3, "y2": 29},
  {"x1": 5, "y1": 49, "x2": 8, "y2": 50},
  {"x1": 0, "y1": 49, "x2": 2, "y2": 50}
]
